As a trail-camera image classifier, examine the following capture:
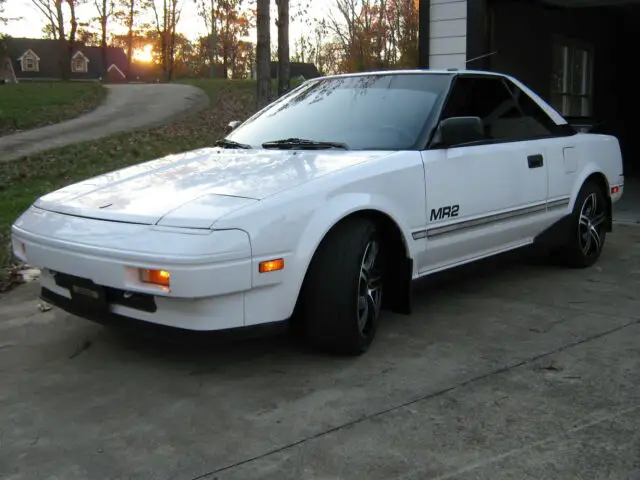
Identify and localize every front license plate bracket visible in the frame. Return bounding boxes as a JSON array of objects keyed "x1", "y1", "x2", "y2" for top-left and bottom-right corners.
[{"x1": 55, "y1": 274, "x2": 108, "y2": 311}]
